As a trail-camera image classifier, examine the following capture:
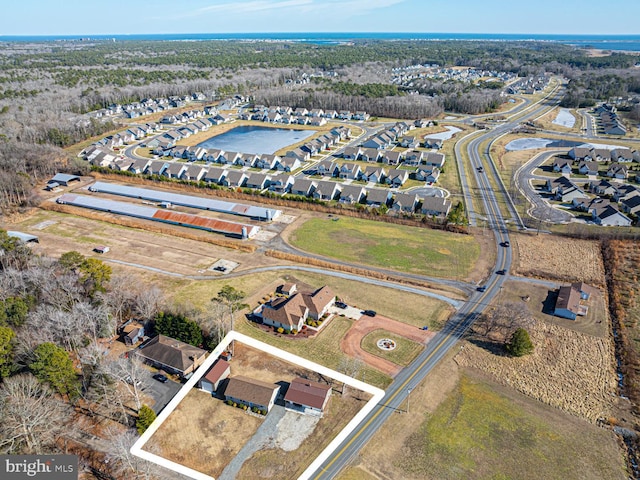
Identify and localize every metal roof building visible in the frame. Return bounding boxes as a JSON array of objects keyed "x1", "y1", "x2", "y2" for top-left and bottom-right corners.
[
  {"x1": 7, "y1": 231, "x2": 39, "y2": 243},
  {"x1": 48, "y1": 173, "x2": 81, "y2": 186},
  {"x1": 56, "y1": 194, "x2": 259, "y2": 239},
  {"x1": 89, "y1": 181, "x2": 281, "y2": 221}
]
